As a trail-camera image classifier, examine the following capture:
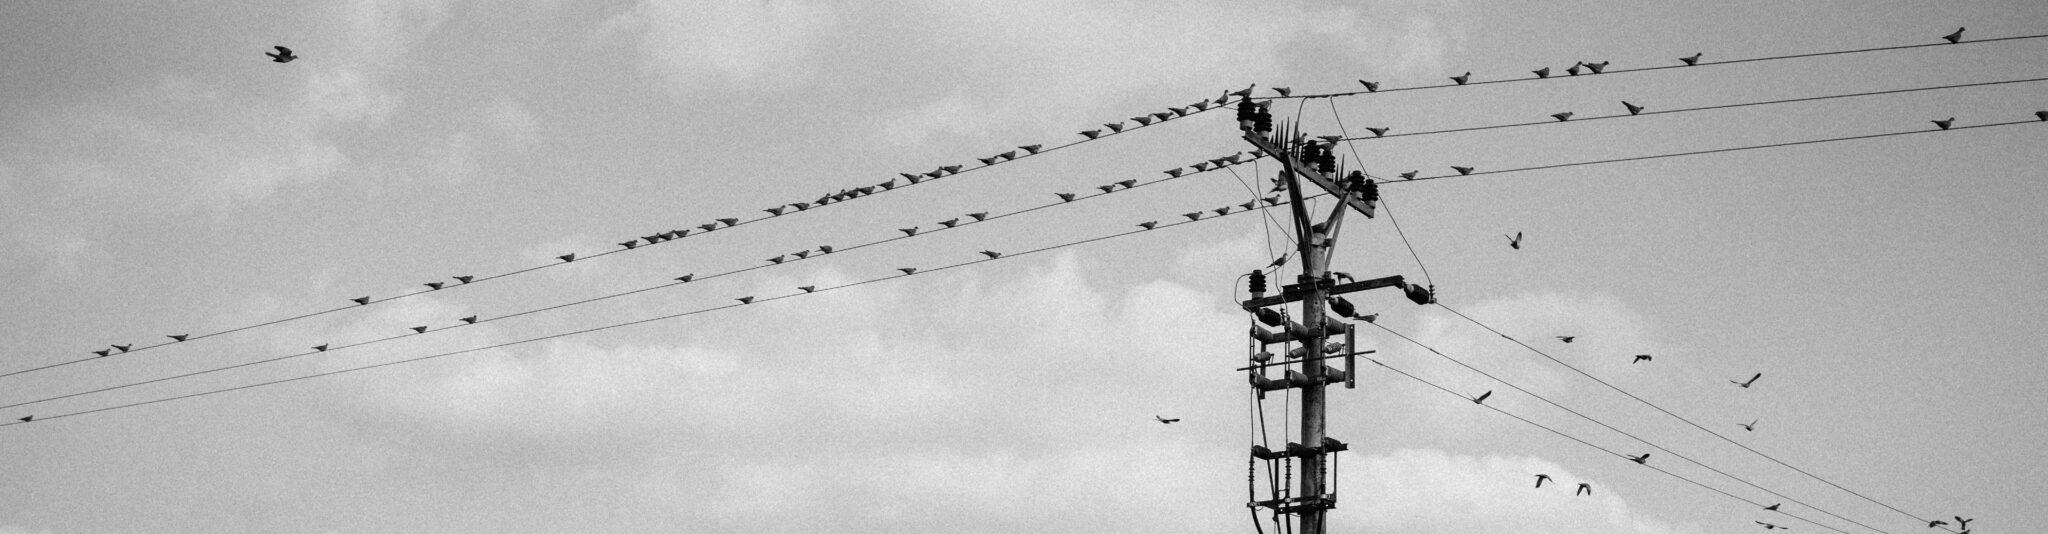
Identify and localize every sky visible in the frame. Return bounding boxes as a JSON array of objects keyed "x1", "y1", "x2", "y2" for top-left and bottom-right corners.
[{"x1": 2, "y1": 0, "x2": 2045, "y2": 532}]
